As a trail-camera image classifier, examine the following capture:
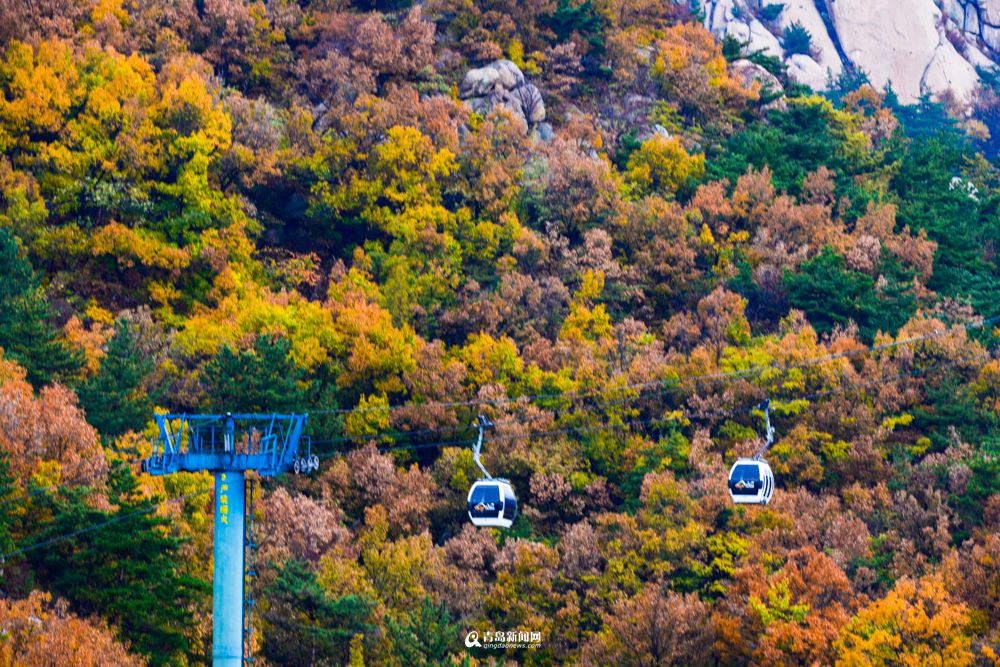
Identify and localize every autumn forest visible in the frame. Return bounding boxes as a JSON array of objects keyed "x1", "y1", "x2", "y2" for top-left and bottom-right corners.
[{"x1": 0, "y1": 0, "x2": 998, "y2": 665}]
